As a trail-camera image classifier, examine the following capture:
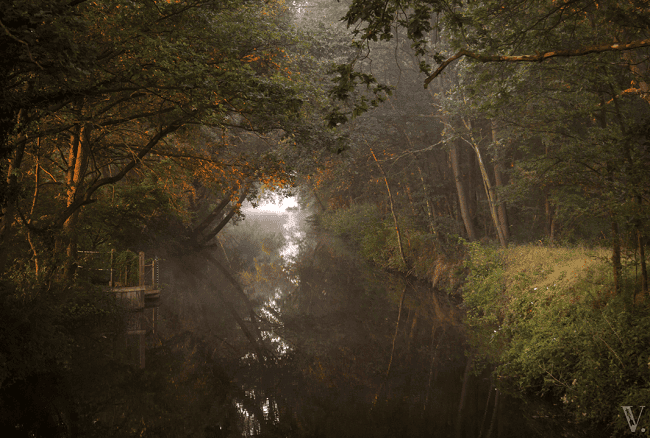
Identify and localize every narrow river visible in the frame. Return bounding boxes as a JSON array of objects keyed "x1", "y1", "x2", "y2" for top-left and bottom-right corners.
[{"x1": 216, "y1": 199, "x2": 545, "y2": 438}]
